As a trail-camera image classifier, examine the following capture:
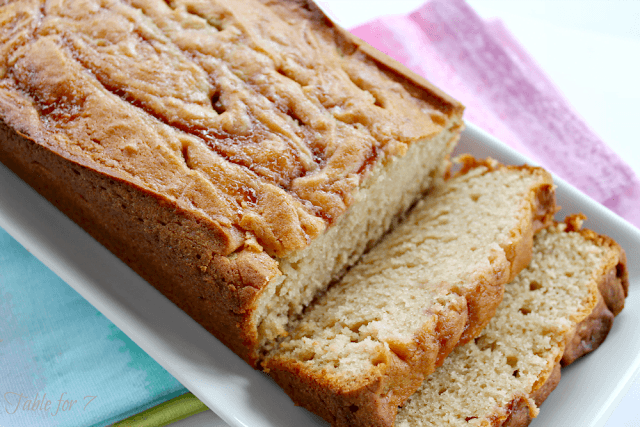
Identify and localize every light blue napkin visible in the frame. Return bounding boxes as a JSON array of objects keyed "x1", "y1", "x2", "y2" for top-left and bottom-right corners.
[{"x1": 0, "y1": 226, "x2": 188, "y2": 427}]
